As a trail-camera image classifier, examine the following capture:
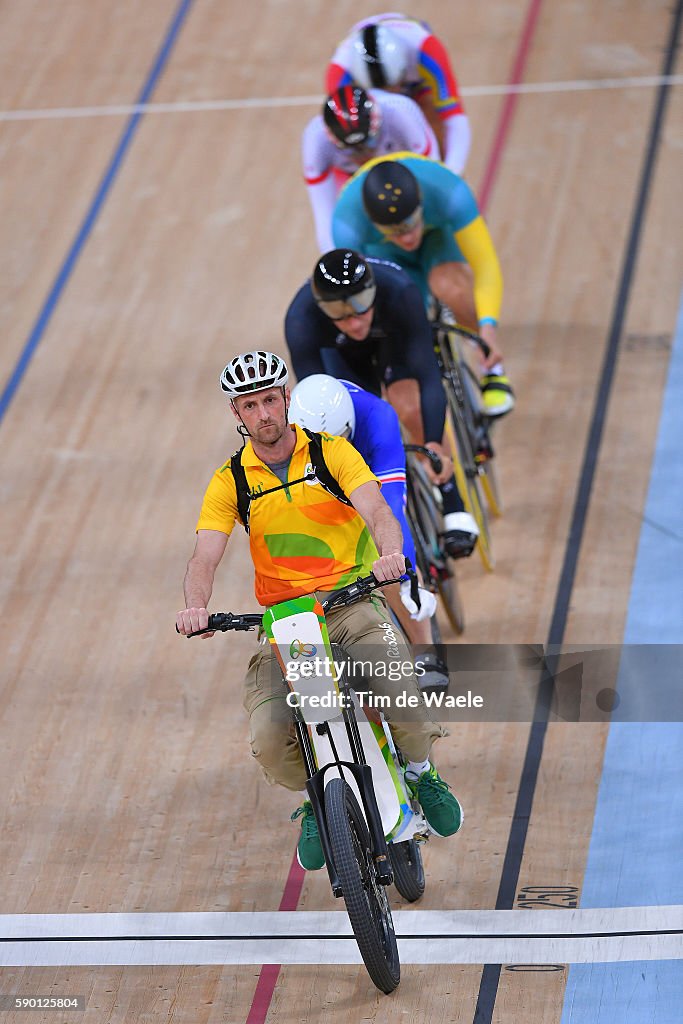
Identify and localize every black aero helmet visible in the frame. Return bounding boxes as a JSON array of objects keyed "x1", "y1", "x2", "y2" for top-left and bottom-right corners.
[
  {"x1": 362, "y1": 160, "x2": 421, "y2": 225},
  {"x1": 311, "y1": 249, "x2": 377, "y2": 320},
  {"x1": 323, "y1": 86, "x2": 379, "y2": 147}
]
